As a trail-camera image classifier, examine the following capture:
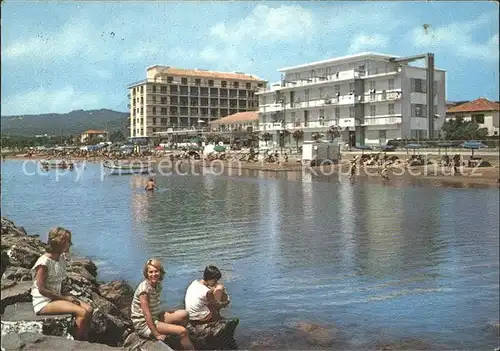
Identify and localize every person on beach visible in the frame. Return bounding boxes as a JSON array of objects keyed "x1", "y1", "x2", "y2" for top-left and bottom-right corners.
[
  {"x1": 349, "y1": 159, "x2": 357, "y2": 180},
  {"x1": 145, "y1": 177, "x2": 158, "y2": 191},
  {"x1": 184, "y1": 265, "x2": 238, "y2": 349},
  {"x1": 131, "y1": 259, "x2": 194, "y2": 350},
  {"x1": 31, "y1": 227, "x2": 94, "y2": 341},
  {"x1": 380, "y1": 163, "x2": 389, "y2": 180}
]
